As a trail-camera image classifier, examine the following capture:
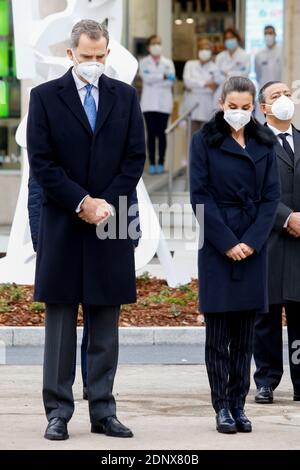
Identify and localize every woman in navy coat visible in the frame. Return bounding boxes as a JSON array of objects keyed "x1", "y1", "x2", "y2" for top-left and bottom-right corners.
[{"x1": 190, "y1": 77, "x2": 280, "y2": 434}]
